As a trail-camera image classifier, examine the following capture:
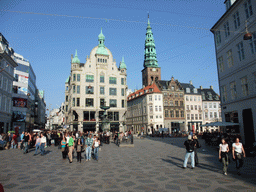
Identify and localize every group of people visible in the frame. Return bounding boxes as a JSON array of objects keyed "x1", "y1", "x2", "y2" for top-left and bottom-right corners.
[{"x1": 183, "y1": 134, "x2": 246, "y2": 176}]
